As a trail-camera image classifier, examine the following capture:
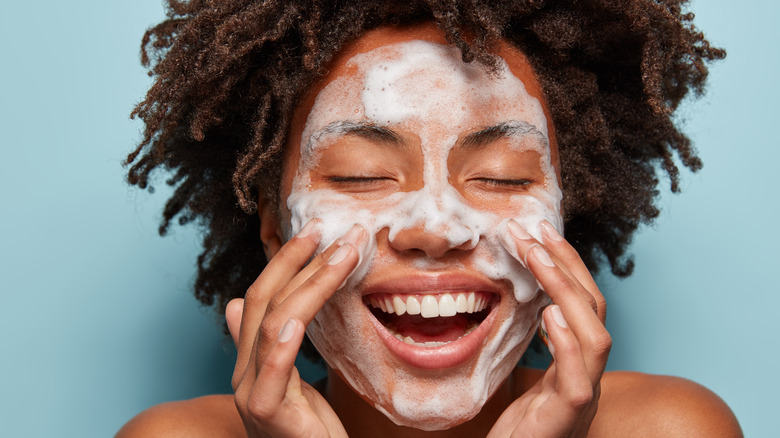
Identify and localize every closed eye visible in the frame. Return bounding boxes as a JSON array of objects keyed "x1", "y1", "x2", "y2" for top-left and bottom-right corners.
[
  {"x1": 327, "y1": 176, "x2": 394, "y2": 184},
  {"x1": 475, "y1": 178, "x2": 532, "y2": 187},
  {"x1": 325, "y1": 175, "x2": 399, "y2": 196}
]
